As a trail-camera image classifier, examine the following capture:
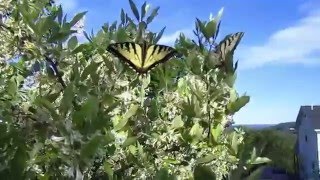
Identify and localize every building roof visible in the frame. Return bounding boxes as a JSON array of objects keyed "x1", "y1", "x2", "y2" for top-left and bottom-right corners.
[{"x1": 295, "y1": 105, "x2": 320, "y2": 129}]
